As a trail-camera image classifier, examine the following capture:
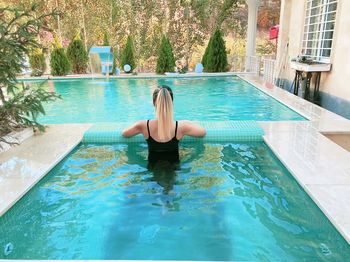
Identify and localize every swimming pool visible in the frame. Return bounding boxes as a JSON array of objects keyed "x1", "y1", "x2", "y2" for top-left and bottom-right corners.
[
  {"x1": 22, "y1": 77, "x2": 306, "y2": 123},
  {"x1": 1, "y1": 142, "x2": 348, "y2": 260}
]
